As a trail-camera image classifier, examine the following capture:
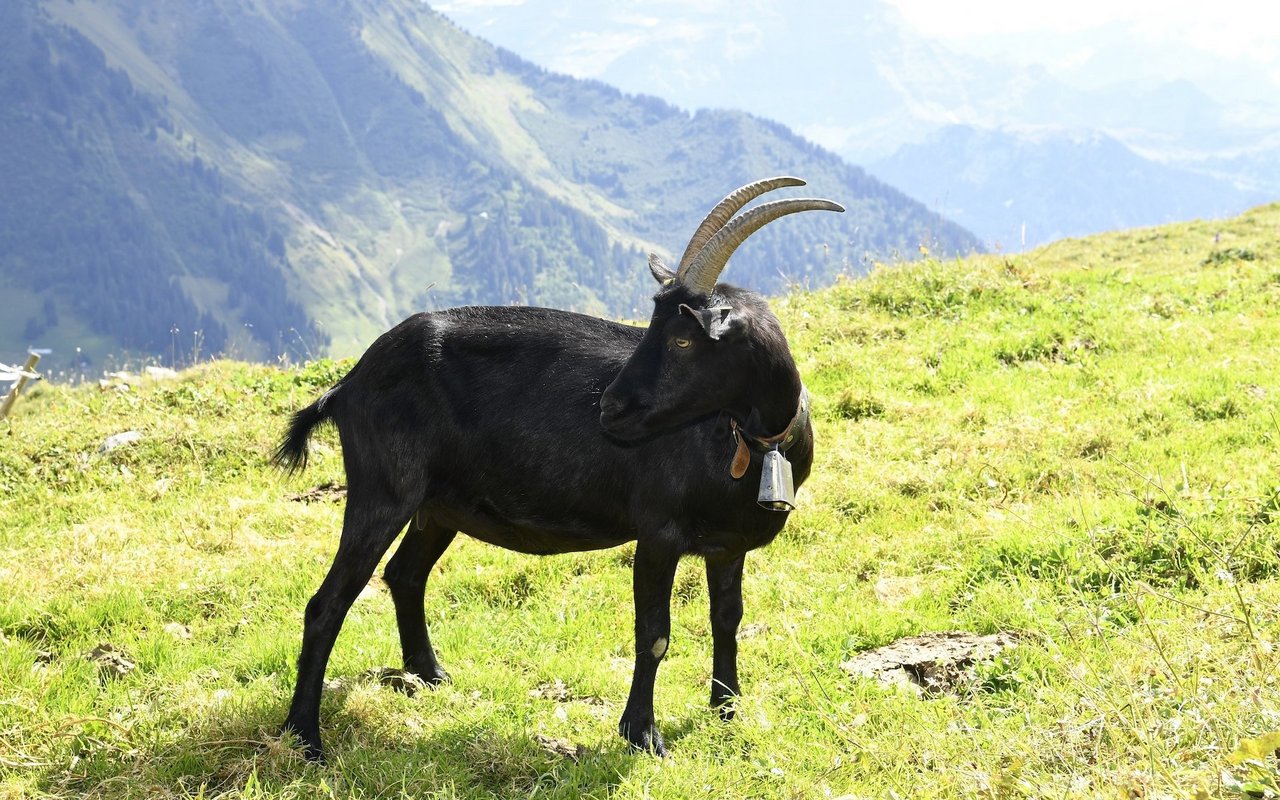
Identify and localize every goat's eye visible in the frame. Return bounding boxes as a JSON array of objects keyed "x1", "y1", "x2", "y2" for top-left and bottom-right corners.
[{"x1": 673, "y1": 337, "x2": 691, "y2": 349}]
